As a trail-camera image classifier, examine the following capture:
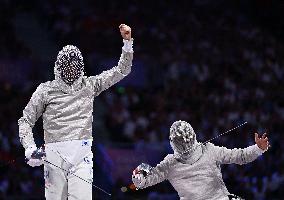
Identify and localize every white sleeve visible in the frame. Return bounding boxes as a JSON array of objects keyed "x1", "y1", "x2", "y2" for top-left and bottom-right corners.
[
  {"x1": 122, "y1": 38, "x2": 134, "y2": 53},
  {"x1": 140, "y1": 155, "x2": 175, "y2": 189},
  {"x1": 210, "y1": 143, "x2": 264, "y2": 165}
]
